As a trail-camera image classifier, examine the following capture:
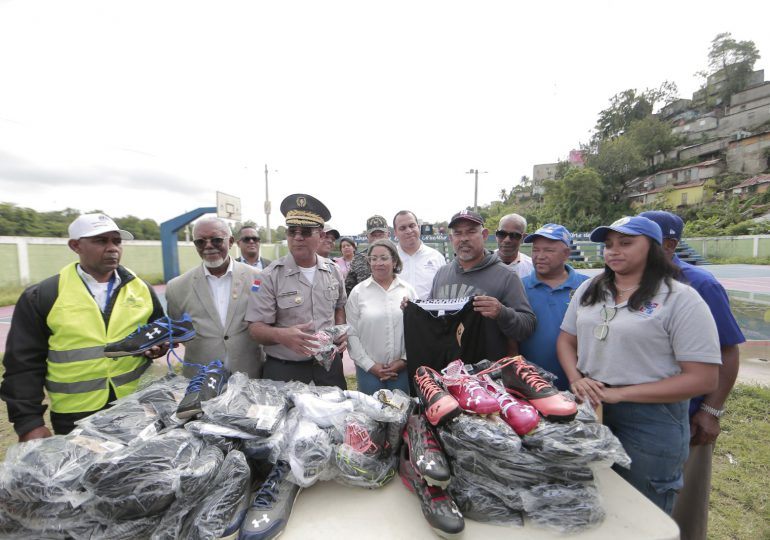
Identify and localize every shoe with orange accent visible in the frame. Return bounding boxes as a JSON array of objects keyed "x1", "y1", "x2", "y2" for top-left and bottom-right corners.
[
  {"x1": 479, "y1": 374, "x2": 540, "y2": 435},
  {"x1": 413, "y1": 366, "x2": 461, "y2": 427},
  {"x1": 501, "y1": 356, "x2": 577, "y2": 423},
  {"x1": 441, "y1": 360, "x2": 500, "y2": 416}
]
